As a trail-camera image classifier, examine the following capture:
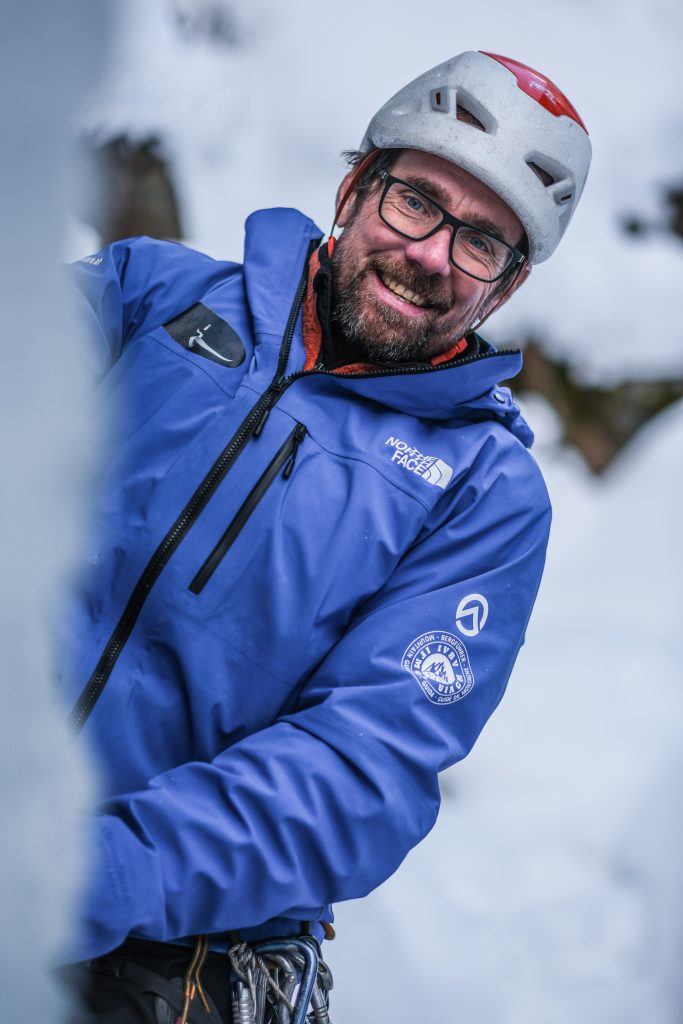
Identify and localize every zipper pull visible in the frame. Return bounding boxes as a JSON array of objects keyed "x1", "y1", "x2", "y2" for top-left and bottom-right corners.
[
  {"x1": 253, "y1": 402, "x2": 271, "y2": 438},
  {"x1": 253, "y1": 379, "x2": 286, "y2": 438},
  {"x1": 282, "y1": 424, "x2": 307, "y2": 479}
]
